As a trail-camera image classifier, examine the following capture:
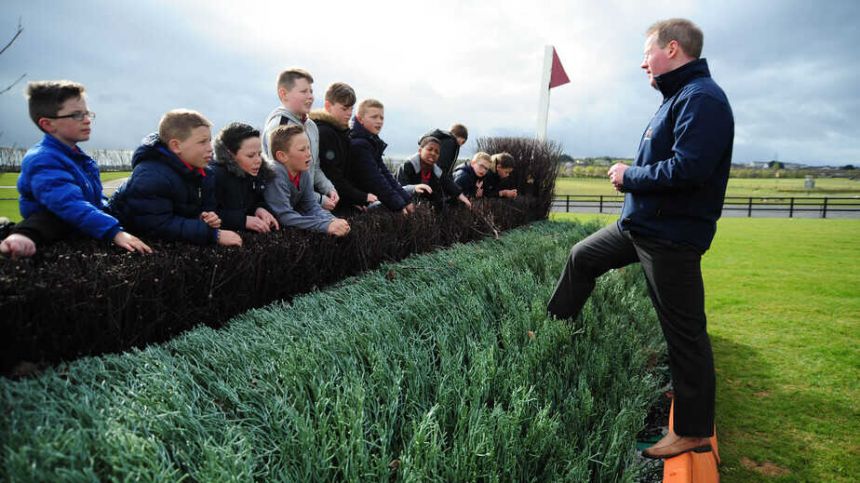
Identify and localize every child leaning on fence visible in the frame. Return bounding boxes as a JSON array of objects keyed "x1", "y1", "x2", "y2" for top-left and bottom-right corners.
[
  {"x1": 263, "y1": 124, "x2": 350, "y2": 237},
  {"x1": 397, "y1": 135, "x2": 471, "y2": 210},
  {"x1": 212, "y1": 122, "x2": 279, "y2": 233},
  {"x1": 0, "y1": 80, "x2": 151, "y2": 259},
  {"x1": 453, "y1": 151, "x2": 499, "y2": 198},
  {"x1": 108, "y1": 110, "x2": 243, "y2": 247}
]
